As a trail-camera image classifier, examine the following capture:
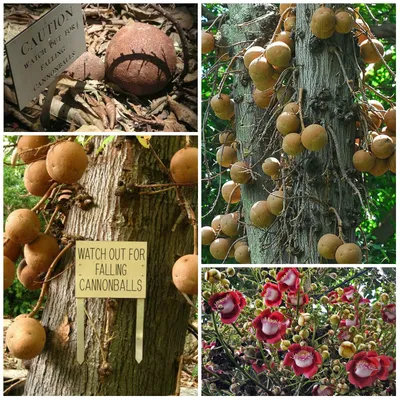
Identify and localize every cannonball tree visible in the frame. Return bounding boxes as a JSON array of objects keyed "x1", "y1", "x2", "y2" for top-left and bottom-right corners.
[
  {"x1": 201, "y1": 3, "x2": 396, "y2": 264},
  {"x1": 202, "y1": 267, "x2": 396, "y2": 396}
]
